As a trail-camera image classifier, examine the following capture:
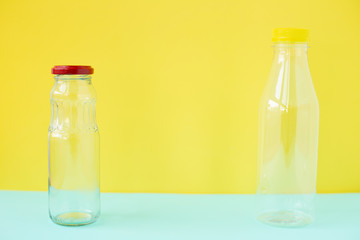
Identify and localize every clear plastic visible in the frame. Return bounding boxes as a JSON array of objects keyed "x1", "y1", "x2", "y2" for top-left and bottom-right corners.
[
  {"x1": 256, "y1": 43, "x2": 319, "y2": 227},
  {"x1": 48, "y1": 74, "x2": 100, "y2": 226}
]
